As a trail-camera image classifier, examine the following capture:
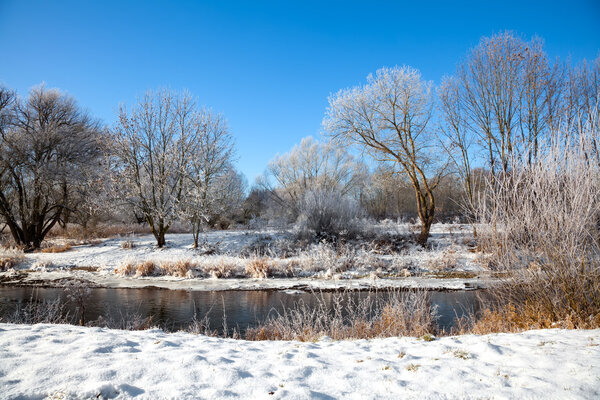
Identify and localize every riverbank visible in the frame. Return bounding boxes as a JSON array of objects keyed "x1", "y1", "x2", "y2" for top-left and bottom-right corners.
[
  {"x1": 0, "y1": 224, "x2": 492, "y2": 292},
  {"x1": 0, "y1": 268, "x2": 489, "y2": 291},
  {"x1": 0, "y1": 323, "x2": 598, "y2": 399}
]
